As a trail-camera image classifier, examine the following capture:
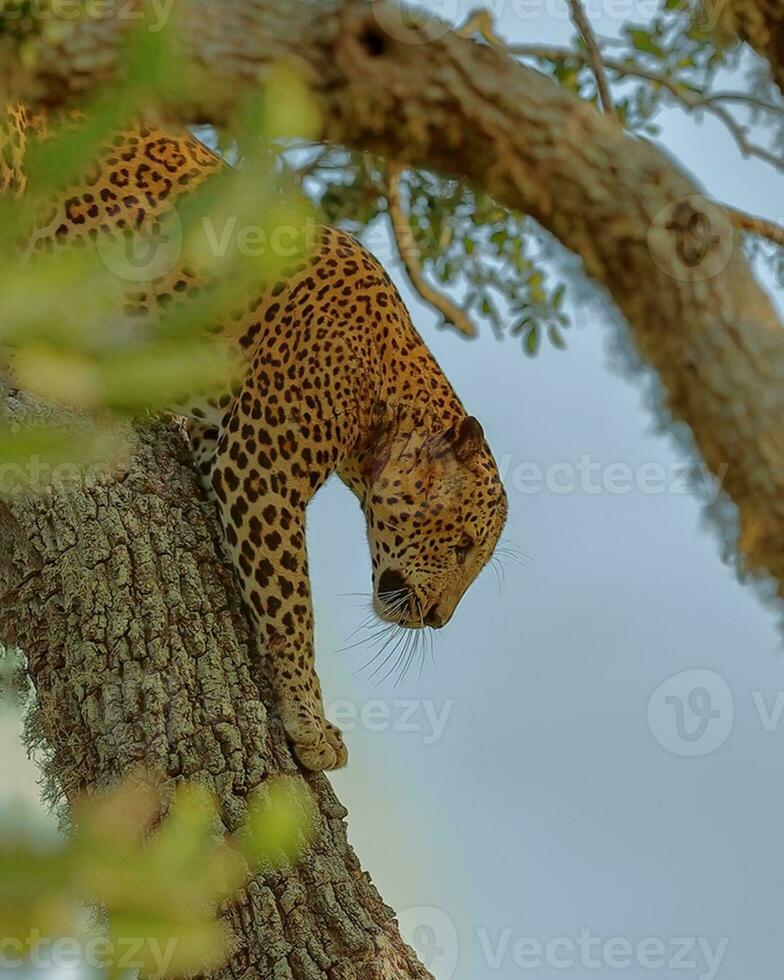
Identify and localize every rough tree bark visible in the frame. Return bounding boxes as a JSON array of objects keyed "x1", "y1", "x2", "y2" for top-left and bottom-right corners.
[
  {"x1": 0, "y1": 392, "x2": 431, "y2": 980},
  {"x1": 712, "y1": 0, "x2": 784, "y2": 95},
  {"x1": 5, "y1": 0, "x2": 784, "y2": 599}
]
